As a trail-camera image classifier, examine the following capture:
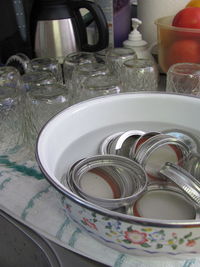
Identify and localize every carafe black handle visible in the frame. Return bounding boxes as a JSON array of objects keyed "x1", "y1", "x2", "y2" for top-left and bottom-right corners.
[{"x1": 70, "y1": 0, "x2": 109, "y2": 52}]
